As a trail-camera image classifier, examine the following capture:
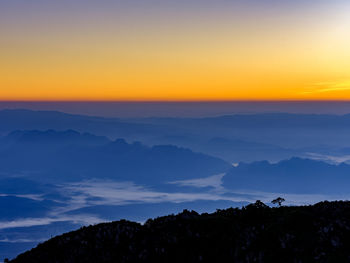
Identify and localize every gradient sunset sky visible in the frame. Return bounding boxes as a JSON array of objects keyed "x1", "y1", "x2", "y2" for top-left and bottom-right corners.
[{"x1": 1, "y1": 0, "x2": 350, "y2": 101}]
